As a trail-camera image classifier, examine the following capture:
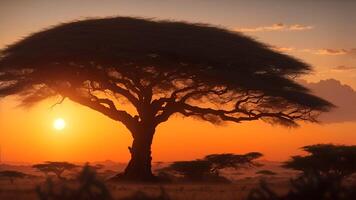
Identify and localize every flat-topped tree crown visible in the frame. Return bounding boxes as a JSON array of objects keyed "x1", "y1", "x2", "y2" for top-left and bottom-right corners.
[
  {"x1": 0, "y1": 170, "x2": 28, "y2": 183},
  {"x1": 284, "y1": 144, "x2": 356, "y2": 179},
  {"x1": 33, "y1": 161, "x2": 77, "y2": 179},
  {"x1": 0, "y1": 17, "x2": 333, "y2": 181}
]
